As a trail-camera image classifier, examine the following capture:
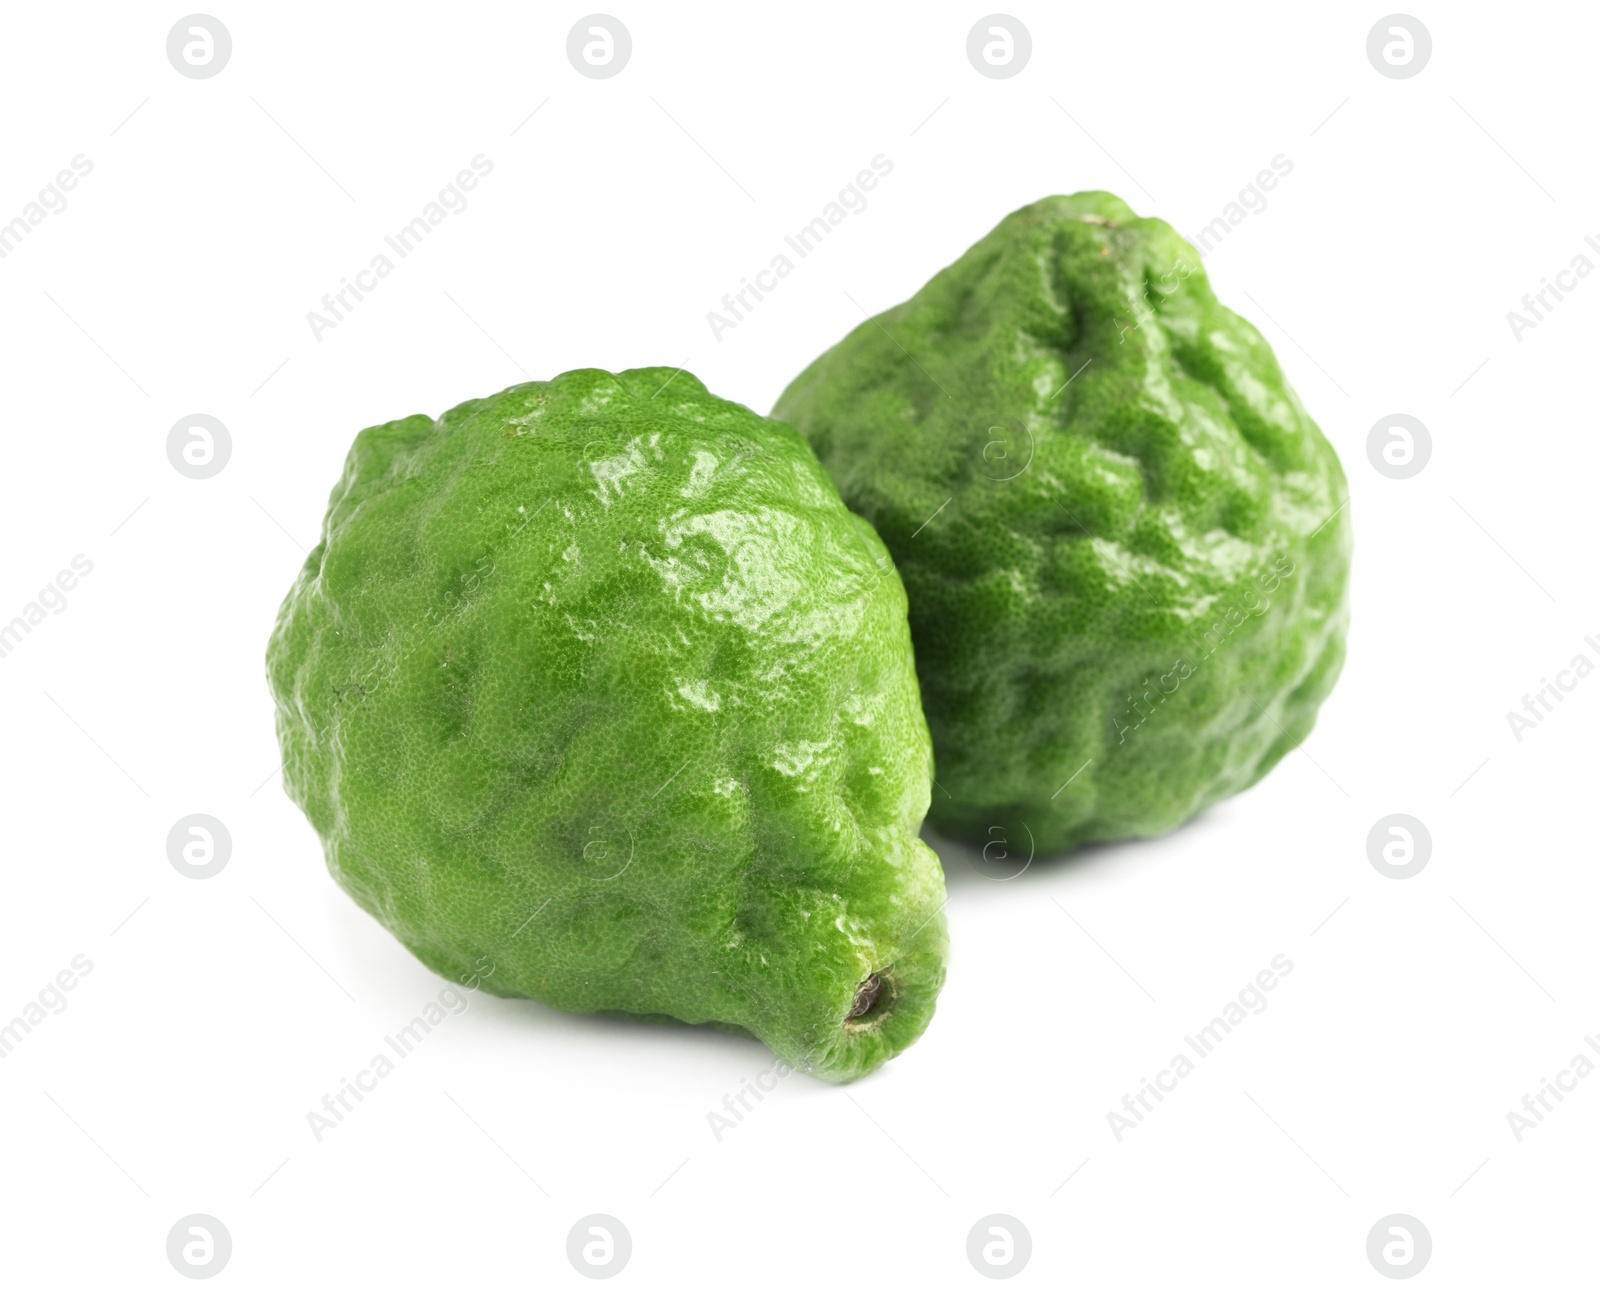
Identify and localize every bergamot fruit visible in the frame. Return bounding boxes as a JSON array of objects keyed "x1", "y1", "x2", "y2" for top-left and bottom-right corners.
[
  {"x1": 266, "y1": 367, "x2": 947, "y2": 1081},
  {"x1": 773, "y1": 192, "x2": 1351, "y2": 857}
]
